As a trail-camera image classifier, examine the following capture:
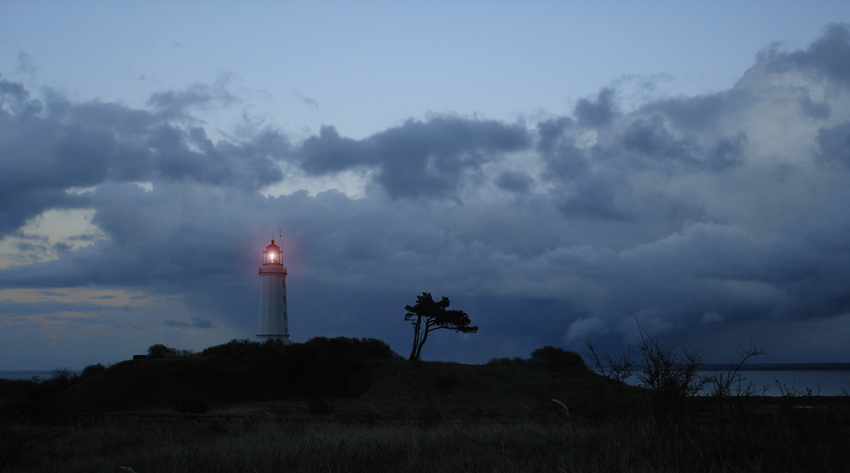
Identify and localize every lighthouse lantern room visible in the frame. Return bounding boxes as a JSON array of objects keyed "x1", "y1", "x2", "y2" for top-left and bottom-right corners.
[{"x1": 258, "y1": 239, "x2": 289, "y2": 343}]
